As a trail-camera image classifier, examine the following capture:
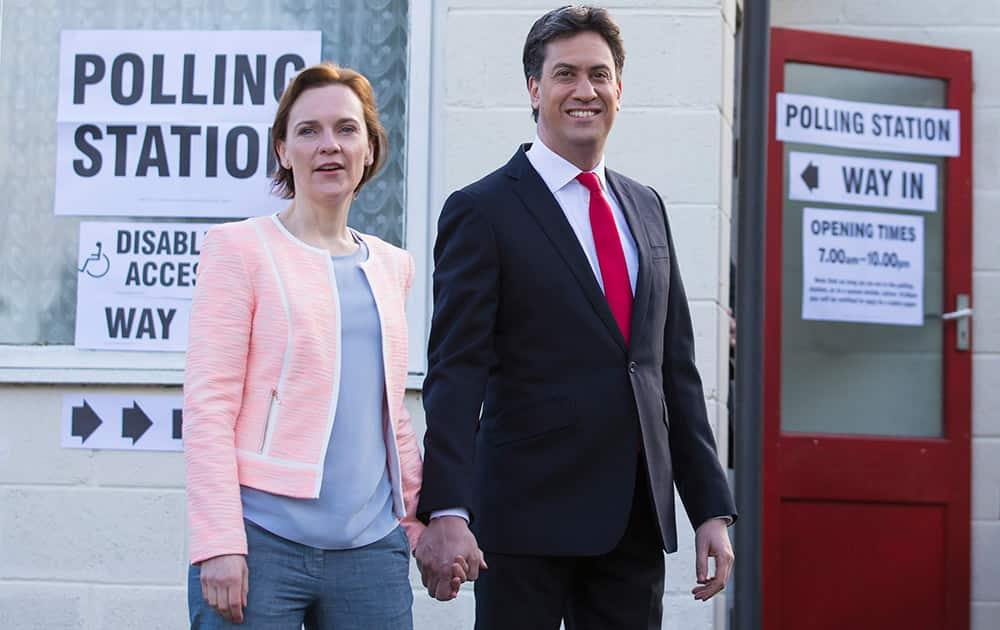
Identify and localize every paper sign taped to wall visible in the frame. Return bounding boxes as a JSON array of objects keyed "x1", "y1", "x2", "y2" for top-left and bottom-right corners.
[
  {"x1": 55, "y1": 30, "x2": 320, "y2": 217},
  {"x1": 74, "y1": 221, "x2": 213, "y2": 351},
  {"x1": 61, "y1": 392, "x2": 184, "y2": 451}
]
